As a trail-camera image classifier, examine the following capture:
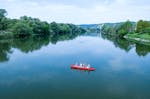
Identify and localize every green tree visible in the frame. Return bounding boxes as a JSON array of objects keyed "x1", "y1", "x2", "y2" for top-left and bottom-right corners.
[
  {"x1": 0, "y1": 9, "x2": 7, "y2": 18},
  {"x1": 59, "y1": 24, "x2": 71, "y2": 34},
  {"x1": 50, "y1": 22, "x2": 60, "y2": 35},
  {"x1": 32, "y1": 21, "x2": 50, "y2": 35},
  {"x1": 0, "y1": 9, "x2": 8, "y2": 30},
  {"x1": 0, "y1": 9, "x2": 86, "y2": 37},
  {"x1": 136, "y1": 20, "x2": 150, "y2": 33},
  {"x1": 11, "y1": 21, "x2": 32, "y2": 36},
  {"x1": 117, "y1": 20, "x2": 133, "y2": 37},
  {"x1": 0, "y1": 17, "x2": 8, "y2": 30},
  {"x1": 20, "y1": 16, "x2": 50, "y2": 35}
]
